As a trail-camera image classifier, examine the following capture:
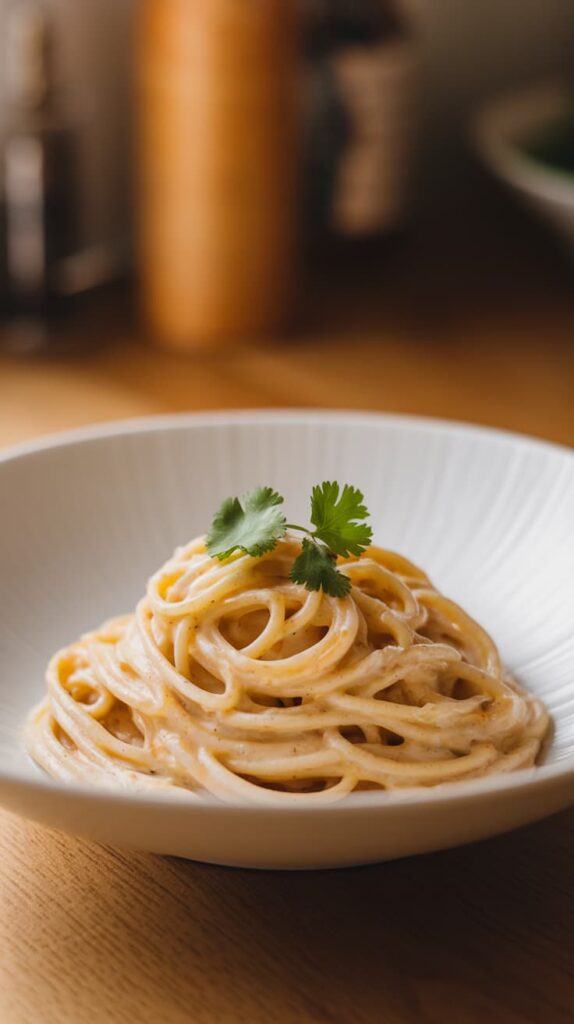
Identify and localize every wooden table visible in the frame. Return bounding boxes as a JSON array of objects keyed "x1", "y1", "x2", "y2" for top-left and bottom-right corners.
[{"x1": 0, "y1": 188, "x2": 573, "y2": 1023}]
